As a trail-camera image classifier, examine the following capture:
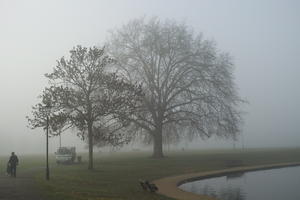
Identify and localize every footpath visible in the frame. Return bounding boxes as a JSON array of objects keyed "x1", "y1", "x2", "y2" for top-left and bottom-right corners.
[{"x1": 0, "y1": 168, "x2": 46, "y2": 200}]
